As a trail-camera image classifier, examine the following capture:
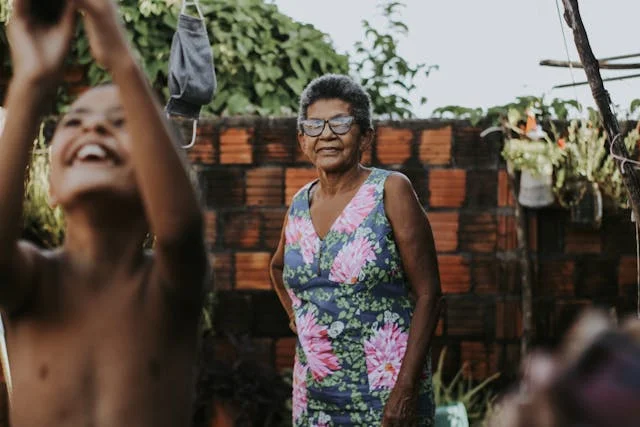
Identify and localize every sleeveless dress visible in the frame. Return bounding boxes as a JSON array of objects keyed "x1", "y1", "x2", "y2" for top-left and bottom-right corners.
[{"x1": 283, "y1": 167, "x2": 435, "y2": 426}]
